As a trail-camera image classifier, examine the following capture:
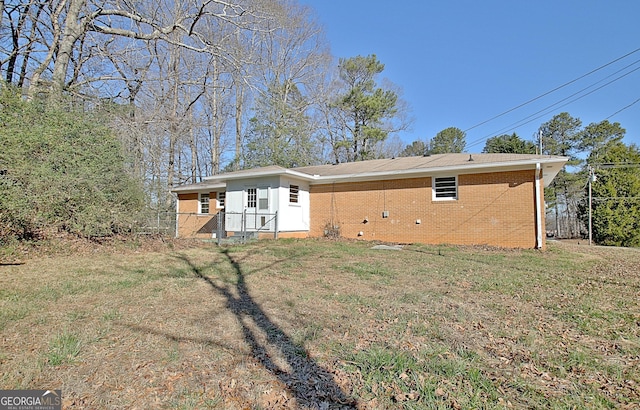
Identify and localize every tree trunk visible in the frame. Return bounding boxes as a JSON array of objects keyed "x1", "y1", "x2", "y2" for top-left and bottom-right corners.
[
  {"x1": 190, "y1": 112, "x2": 197, "y2": 183},
  {"x1": 127, "y1": 87, "x2": 144, "y2": 181},
  {"x1": 555, "y1": 201, "x2": 560, "y2": 238},
  {"x1": 17, "y1": 2, "x2": 44, "y2": 88},
  {"x1": 210, "y1": 59, "x2": 220, "y2": 175},
  {"x1": 50, "y1": 0, "x2": 85, "y2": 96},
  {"x1": 210, "y1": 106, "x2": 220, "y2": 176},
  {"x1": 27, "y1": 0, "x2": 65, "y2": 98},
  {"x1": 234, "y1": 84, "x2": 243, "y2": 170},
  {"x1": 4, "y1": 1, "x2": 30, "y2": 84},
  {"x1": 166, "y1": 43, "x2": 181, "y2": 209}
]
